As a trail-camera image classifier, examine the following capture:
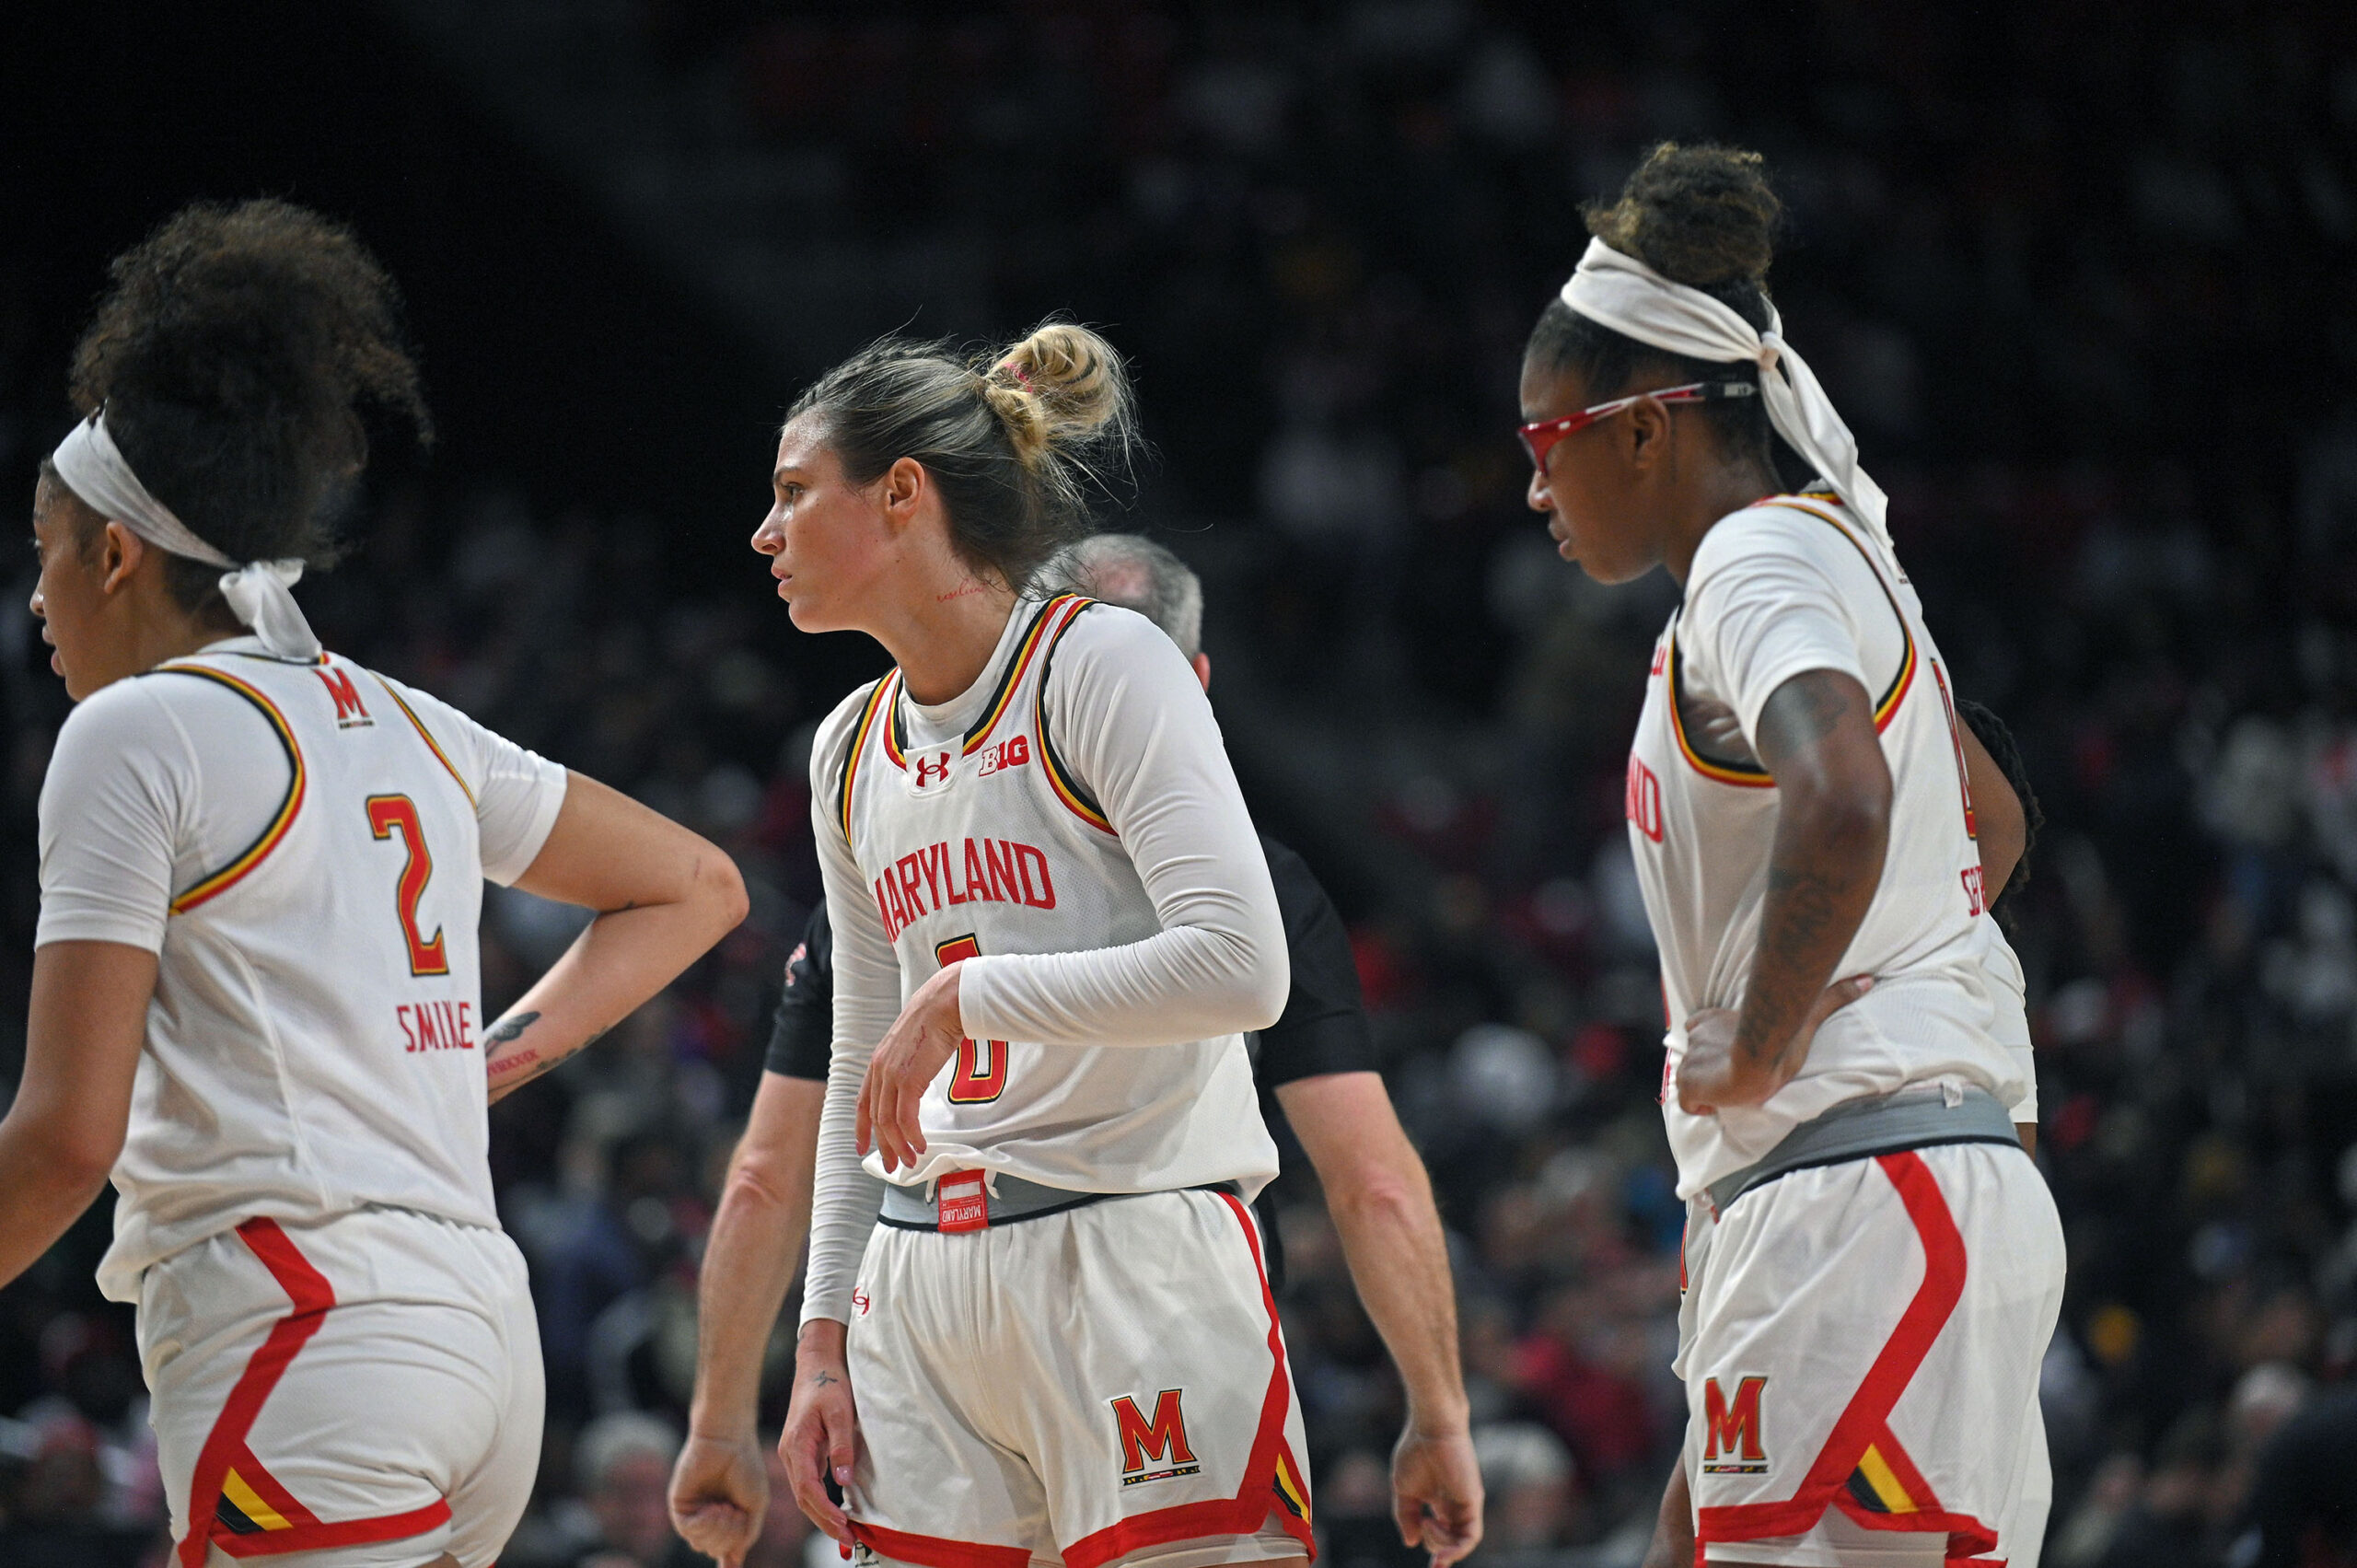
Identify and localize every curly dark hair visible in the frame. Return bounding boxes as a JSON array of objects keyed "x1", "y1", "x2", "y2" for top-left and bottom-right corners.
[
  {"x1": 1956, "y1": 697, "x2": 2045, "y2": 915},
  {"x1": 58, "y1": 199, "x2": 429, "y2": 612},
  {"x1": 1526, "y1": 142, "x2": 1788, "y2": 470}
]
